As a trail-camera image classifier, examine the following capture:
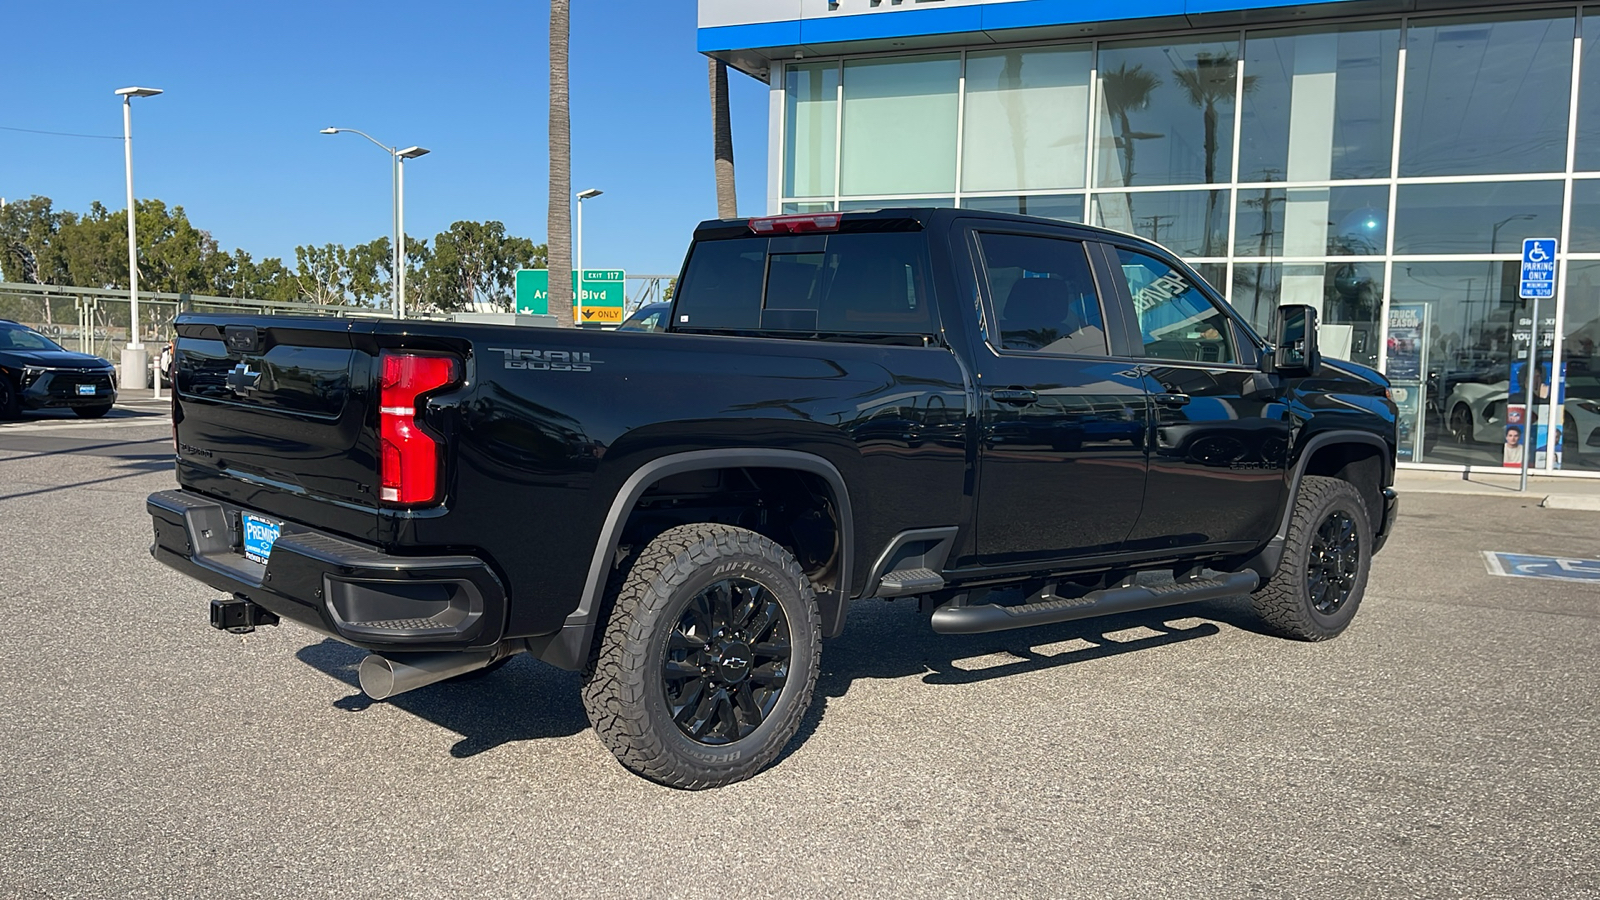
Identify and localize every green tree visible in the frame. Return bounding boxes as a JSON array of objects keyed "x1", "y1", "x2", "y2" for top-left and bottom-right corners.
[
  {"x1": 548, "y1": 0, "x2": 574, "y2": 326},
  {"x1": 419, "y1": 220, "x2": 543, "y2": 312},
  {"x1": 292, "y1": 243, "x2": 353, "y2": 305}
]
